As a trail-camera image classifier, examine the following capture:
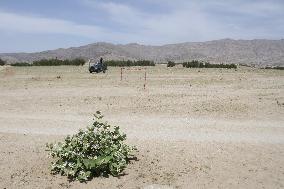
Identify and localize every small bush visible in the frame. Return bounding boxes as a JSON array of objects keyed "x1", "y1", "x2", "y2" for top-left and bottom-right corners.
[
  {"x1": 0, "y1": 58, "x2": 6, "y2": 66},
  {"x1": 46, "y1": 111, "x2": 136, "y2": 182},
  {"x1": 105, "y1": 60, "x2": 155, "y2": 67},
  {"x1": 167, "y1": 61, "x2": 175, "y2": 67}
]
